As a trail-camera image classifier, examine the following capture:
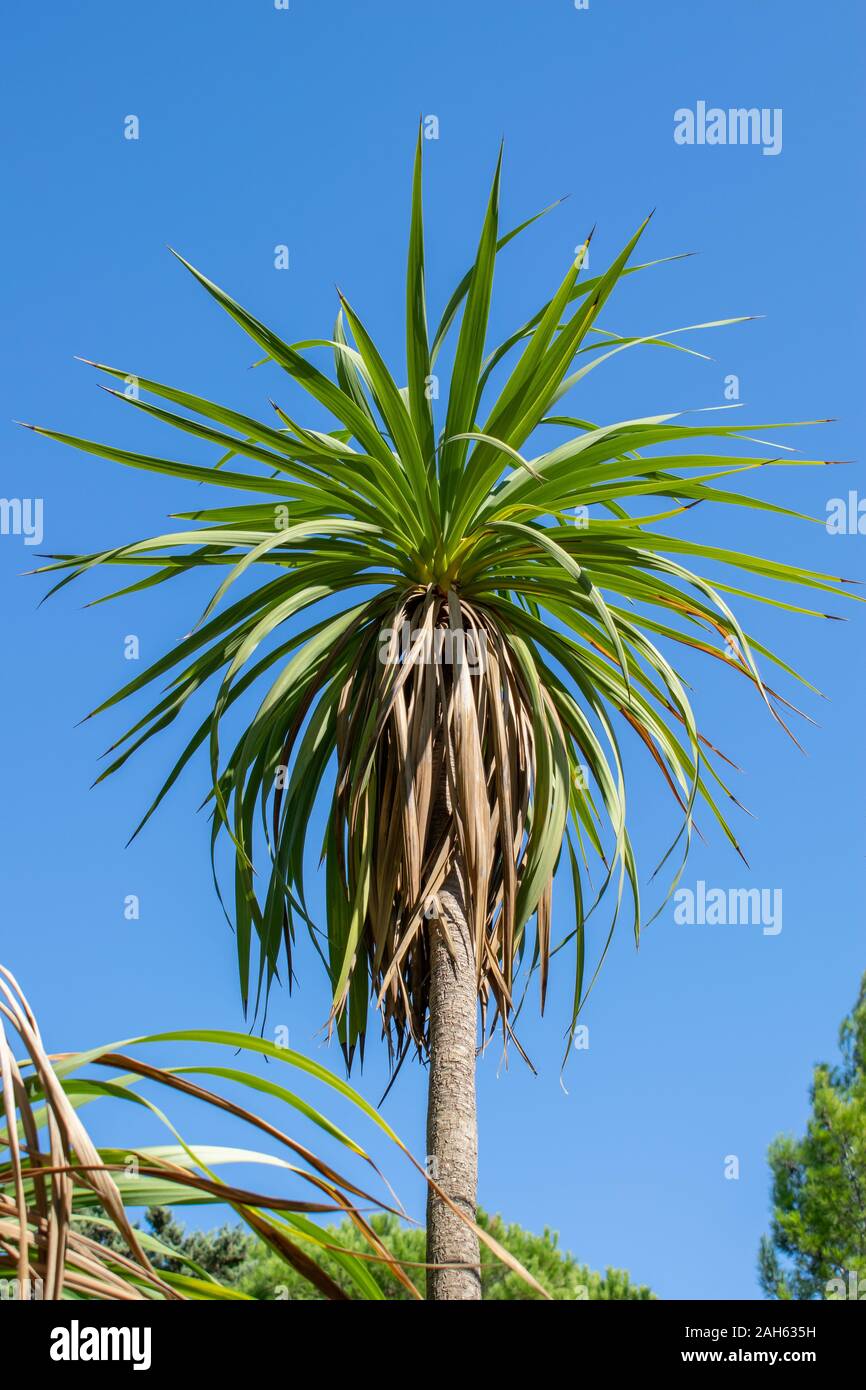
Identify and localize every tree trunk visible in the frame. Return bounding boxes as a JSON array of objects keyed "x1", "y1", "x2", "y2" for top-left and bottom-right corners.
[{"x1": 425, "y1": 858, "x2": 482, "y2": 1300}]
